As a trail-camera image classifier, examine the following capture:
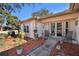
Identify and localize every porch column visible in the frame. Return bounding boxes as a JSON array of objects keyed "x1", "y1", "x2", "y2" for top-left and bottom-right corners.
[
  {"x1": 55, "y1": 22, "x2": 57, "y2": 37},
  {"x1": 42, "y1": 23, "x2": 45, "y2": 37},
  {"x1": 76, "y1": 17, "x2": 79, "y2": 41},
  {"x1": 62, "y1": 21, "x2": 66, "y2": 37},
  {"x1": 43, "y1": 23, "x2": 45, "y2": 37},
  {"x1": 48, "y1": 22, "x2": 51, "y2": 35},
  {"x1": 20, "y1": 24, "x2": 24, "y2": 32}
]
